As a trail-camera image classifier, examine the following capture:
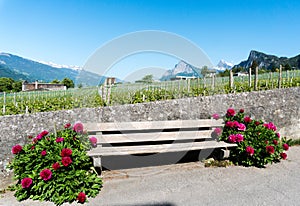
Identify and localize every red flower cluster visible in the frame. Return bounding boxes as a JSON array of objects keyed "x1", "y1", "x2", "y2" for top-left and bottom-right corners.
[
  {"x1": 77, "y1": 192, "x2": 86, "y2": 203},
  {"x1": 266, "y1": 145, "x2": 275, "y2": 154},
  {"x1": 244, "y1": 116, "x2": 252, "y2": 123},
  {"x1": 61, "y1": 148, "x2": 72, "y2": 157},
  {"x1": 52, "y1": 162, "x2": 60, "y2": 170},
  {"x1": 213, "y1": 128, "x2": 222, "y2": 136},
  {"x1": 239, "y1": 109, "x2": 244, "y2": 113},
  {"x1": 12, "y1": 144, "x2": 23, "y2": 154},
  {"x1": 246, "y1": 146, "x2": 255, "y2": 156},
  {"x1": 73, "y1": 122, "x2": 84, "y2": 133},
  {"x1": 263, "y1": 122, "x2": 277, "y2": 131},
  {"x1": 40, "y1": 169, "x2": 52, "y2": 181},
  {"x1": 228, "y1": 134, "x2": 244, "y2": 143},
  {"x1": 280, "y1": 152, "x2": 287, "y2": 160},
  {"x1": 36, "y1": 130, "x2": 49, "y2": 140},
  {"x1": 226, "y1": 108, "x2": 236, "y2": 117},
  {"x1": 21, "y1": 177, "x2": 33, "y2": 189},
  {"x1": 273, "y1": 140, "x2": 278, "y2": 145}
]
